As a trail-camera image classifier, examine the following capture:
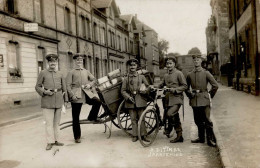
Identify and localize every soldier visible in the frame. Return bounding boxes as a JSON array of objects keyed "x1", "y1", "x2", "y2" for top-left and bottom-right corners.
[
  {"x1": 159, "y1": 57, "x2": 187, "y2": 143},
  {"x1": 35, "y1": 54, "x2": 68, "y2": 150},
  {"x1": 186, "y1": 54, "x2": 218, "y2": 147},
  {"x1": 66, "y1": 53, "x2": 101, "y2": 143},
  {"x1": 121, "y1": 59, "x2": 150, "y2": 142}
]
